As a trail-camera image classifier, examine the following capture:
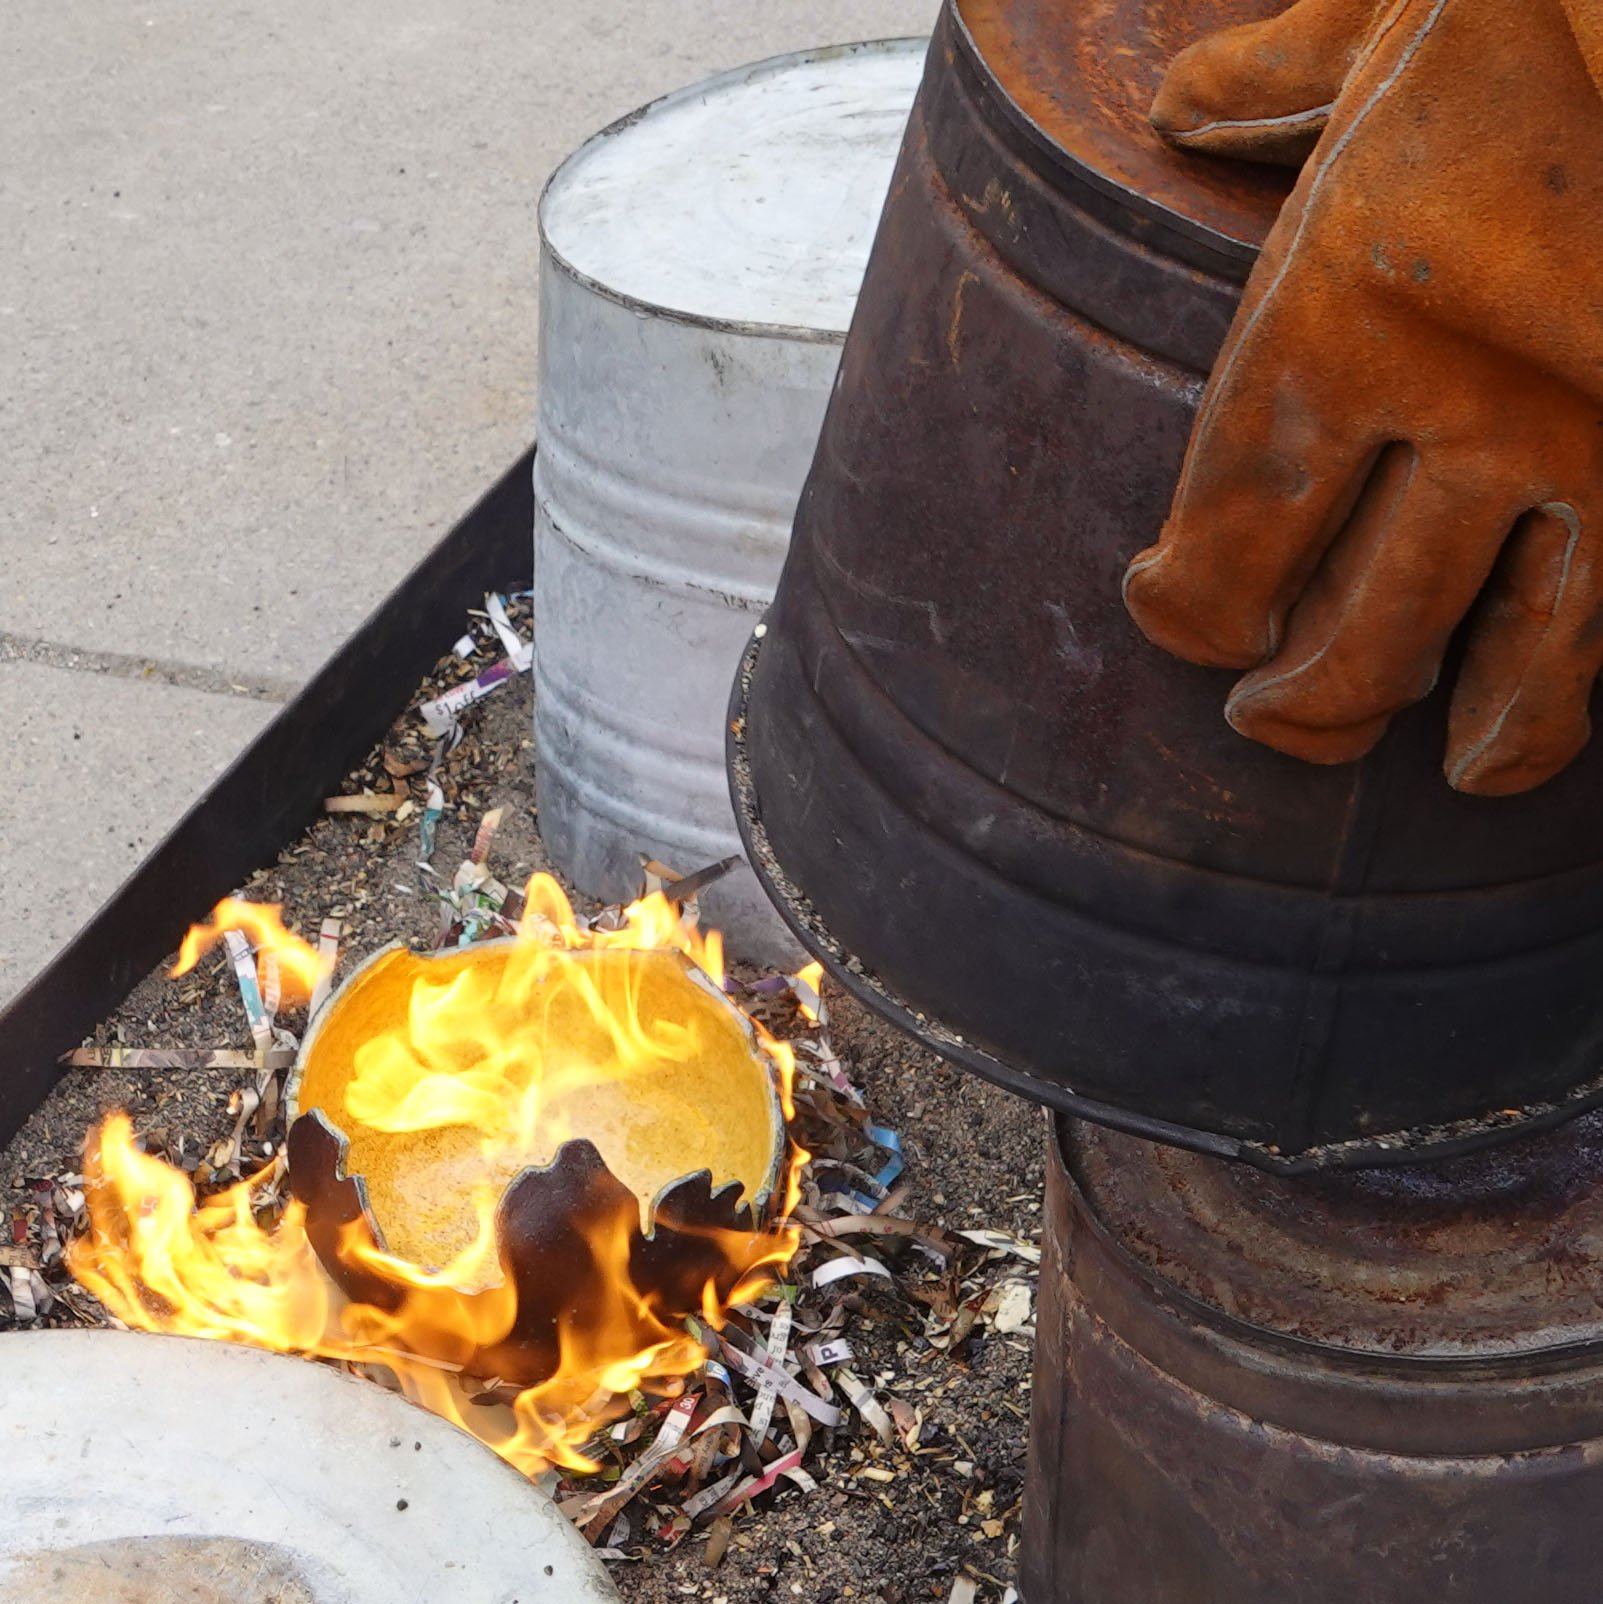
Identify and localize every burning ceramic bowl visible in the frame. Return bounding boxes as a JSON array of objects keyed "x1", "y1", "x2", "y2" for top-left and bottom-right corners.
[{"x1": 284, "y1": 923, "x2": 791, "y2": 1386}]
